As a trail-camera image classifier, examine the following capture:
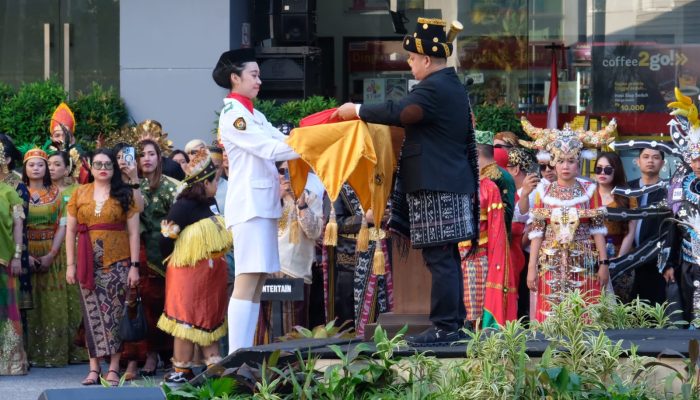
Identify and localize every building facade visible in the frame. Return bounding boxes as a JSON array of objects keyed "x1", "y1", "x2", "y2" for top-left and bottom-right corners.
[{"x1": 2, "y1": 0, "x2": 699, "y2": 151}]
